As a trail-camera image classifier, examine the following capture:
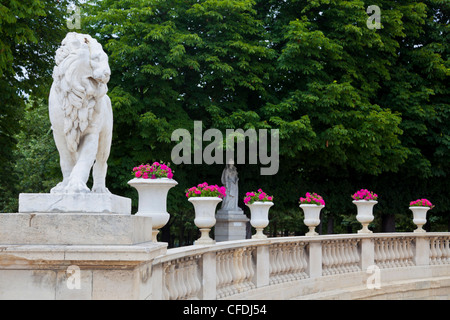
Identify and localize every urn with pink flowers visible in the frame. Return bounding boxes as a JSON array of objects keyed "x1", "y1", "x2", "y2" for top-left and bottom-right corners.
[
  {"x1": 186, "y1": 183, "x2": 227, "y2": 245},
  {"x1": 409, "y1": 199, "x2": 434, "y2": 233},
  {"x1": 352, "y1": 189, "x2": 378, "y2": 234},
  {"x1": 244, "y1": 189, "x2": 274, "y2": 239},
  {"x1": 128, "y1": 162, "x2": 177, "y2": 242},
  {"x1": 299, "y1": 192, "x2": 325, "y2": 236}
]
